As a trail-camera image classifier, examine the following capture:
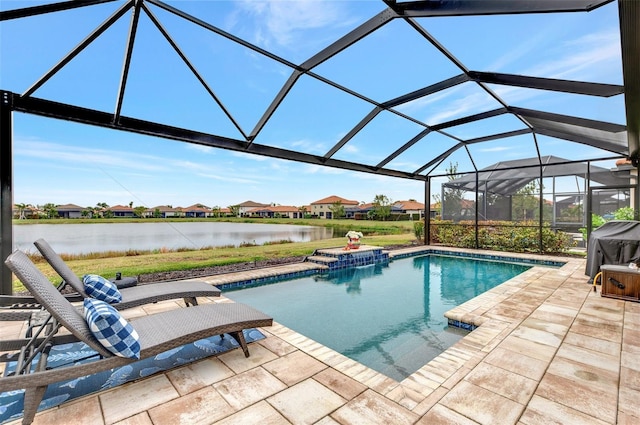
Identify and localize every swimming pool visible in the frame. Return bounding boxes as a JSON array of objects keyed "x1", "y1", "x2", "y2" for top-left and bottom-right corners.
[{"x1": 225, "y1": 254, "x2": 534, "y2": 381}]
